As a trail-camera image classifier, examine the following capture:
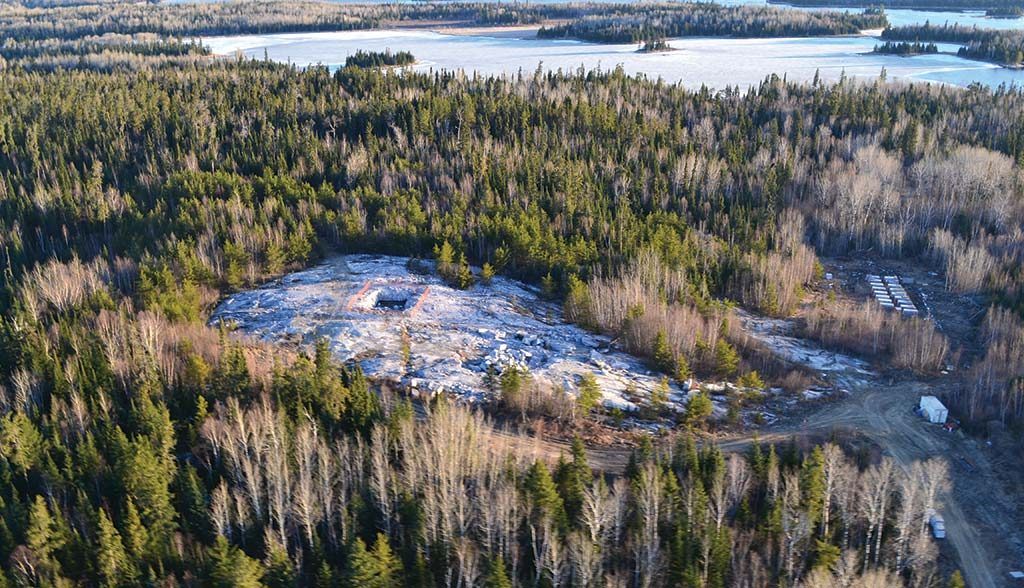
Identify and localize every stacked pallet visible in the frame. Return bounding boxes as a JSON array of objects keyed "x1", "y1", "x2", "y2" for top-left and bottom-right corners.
[
  {"x1": 867, "y1": 274, "x2": 919, "y2": 317},
  {"x1": 867, "y1": 274, "x2": 894, "y2": 310}
]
